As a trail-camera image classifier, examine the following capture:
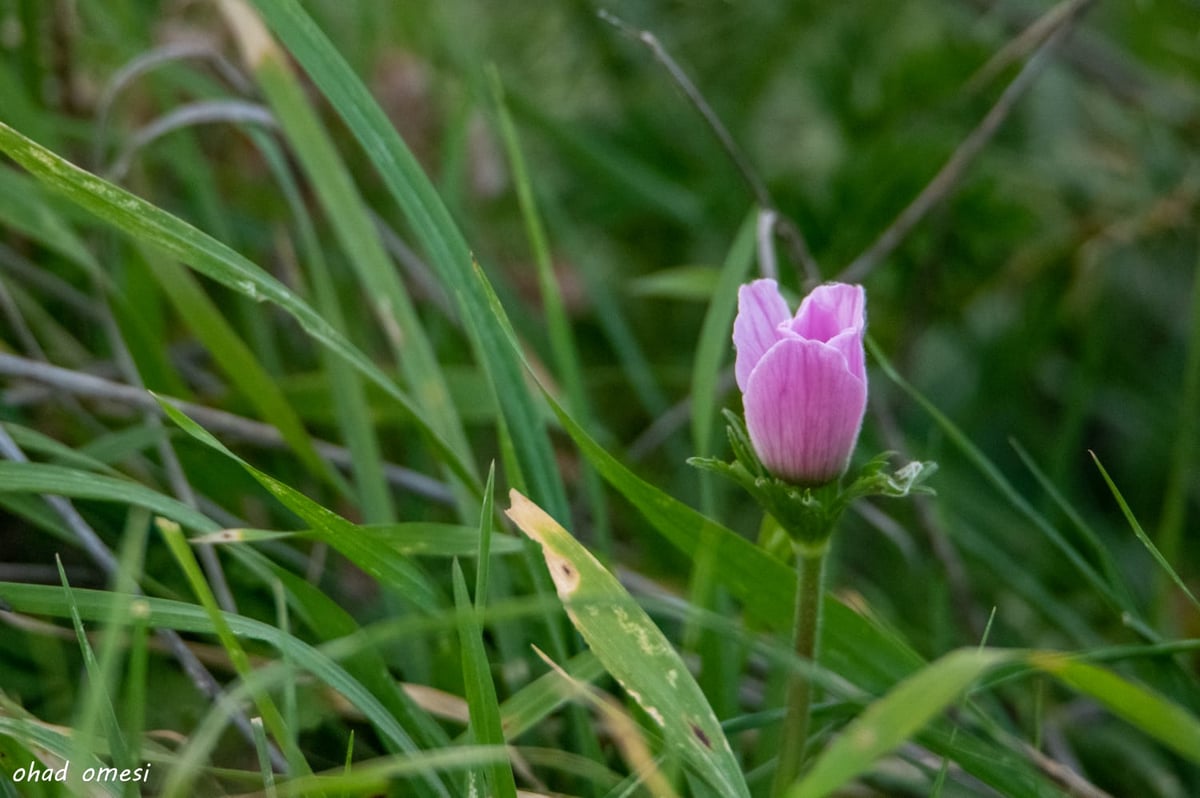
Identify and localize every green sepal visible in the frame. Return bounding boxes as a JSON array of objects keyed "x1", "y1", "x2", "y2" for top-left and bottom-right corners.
[
  {"x1": 839, "y1": 452, "x2": 938, "y2": 505},
  {"x1": 689, "y1": 417, "x2": 938, "y2": 549}
]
